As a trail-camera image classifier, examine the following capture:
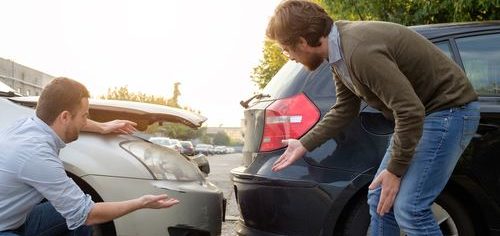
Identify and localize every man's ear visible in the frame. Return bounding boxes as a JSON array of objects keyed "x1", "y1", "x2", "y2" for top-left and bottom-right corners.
[
  {"x1": 58, "y1": 111, "x2": 72, "y2": 125},
  {"x1": 297, "y1": 37, "x2": 309, "y2": 50}
]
